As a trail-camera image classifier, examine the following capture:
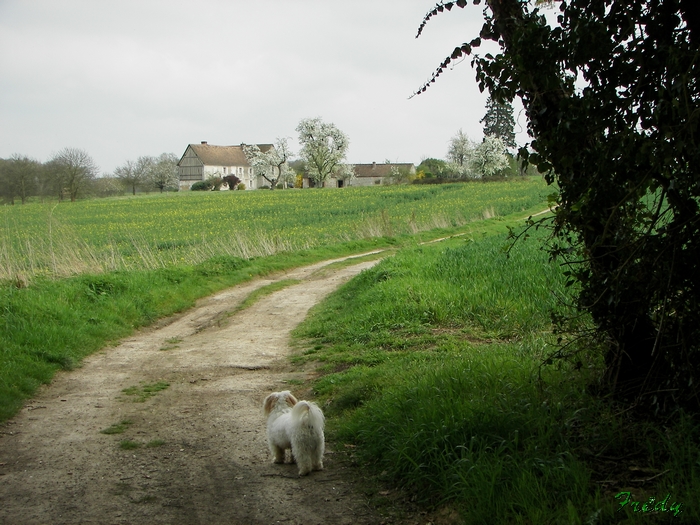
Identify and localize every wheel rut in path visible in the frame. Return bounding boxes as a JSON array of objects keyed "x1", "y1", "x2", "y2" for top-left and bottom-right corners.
[{"x1": 0, "y1": 254, "x2": 387, "y2": 525}]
